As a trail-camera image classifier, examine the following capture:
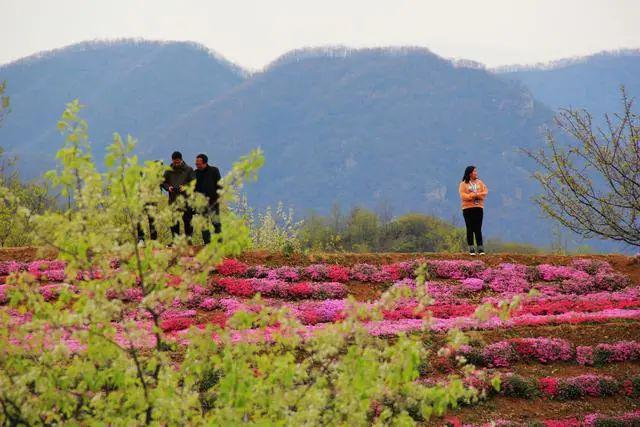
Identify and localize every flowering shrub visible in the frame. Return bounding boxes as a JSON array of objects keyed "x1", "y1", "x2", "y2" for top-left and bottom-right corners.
[
  {"x1": 214, "y1": 259, "x2": 485, "y2": 283},
  {"x1": 219, "y1": 262, "x2": 357, "y2": 282},
  {"x1": 622, "y1": 377, "x2": 640, "y2": 398},
  {"x1": 326, "y1": 265, "x2": 350, "y2": 282},
  {"x1": 457, "y1": 338, "x2": 640, "y2": 368},
  {"x1": 243, "y1": 264, "x2": 269, "y2": 278},
  {"x1": 157, "y1": 309, "x2": 197, "y2": 332},
  {"x1": 34, "y1": 269, "x2": 67, "y2": 282},
  {"x1": 382, "y1": 302, "x2": 476, "y2": 321},
  {"x1": 539, "y1": 377, "x2": 558, "y2": 396},
  {"x1": 593, "y1": 271, "x2": 630, "y2": 291},
  {"x1": 0, "y1": 284, "x2": 8, "y2": 304},
  {"x1": 295, "y1": 300, "x2": 347, "y2": 325},
  {"x1": 199, "y1": 297, "x2": 219, "y2": 311},
  {"x1": 510, "y1": 338, "x2": 574, "y2": 363},
  {"x1": 460, "y1": 410, "x2": 640, "y2": 427},
  {"x1": 481, "y1": 341, "x2": 518, "y2": 367},
  {"x1": 303, "y1": 264, "x2": 328, "y2": 281},
  {"x1": 107, "y1": 287, "x2": 144, "y2": 302},
  {"x1": 459, "y1": 278, "x2": 485, "y2": 293},
  {"x1": 570, "y1": 258, "x2": 613, "y2": 275},
  {"x1": 458, "y1": 338, "x2": 573, "y2": 367},
  {"x1": 0, "y1": 261, "x2": 27, "y2": 275},
  {"x1": 0, "y1": 260, "x2": 68, "y2": 282},
  {"x1": 214, "y1": 277, "x2": 348, "y2": 300},
  {"x1": 39, "y1": 284, "x2": 62, "y2": 302},
  {"x1": 267, "y1": 266, "x2": 301, "y2": 282},
  {"x1": 210, "y1": 258, "x2": 631, "y2": 299},
  {"x1": 481, "y1": 264, "x2": 531, "y2": 294},
  {"x1": 216, "y1": 258, "x2": 249, "y2": 276},
  {"x1": 583, "y1": 410, "x2": 640, "y2": 427},
  {"x1": 500, "y1": 374, "x2": 627, "y2": 400},
  {"x1": 536, "y1": 264, "x2": 585, "y2": 281},
  {"x1": 350, "y1": 263, "x2": 380, "y2": 282},
  {"x1": 513, "y1": 290, "x2": 640, "y2": 316},
  {"x1": 428, "y1": 260, "x2": 485, "y2": 279},
  {"x1": 576, "y1": 341, "x2": 640, "y2": 365},
  {"x1": 554, "y1": 375, "x2": 618, "y2": 399},
  {"x1": 381, "y1": 262, "x2": 413, "y2": 281}
]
